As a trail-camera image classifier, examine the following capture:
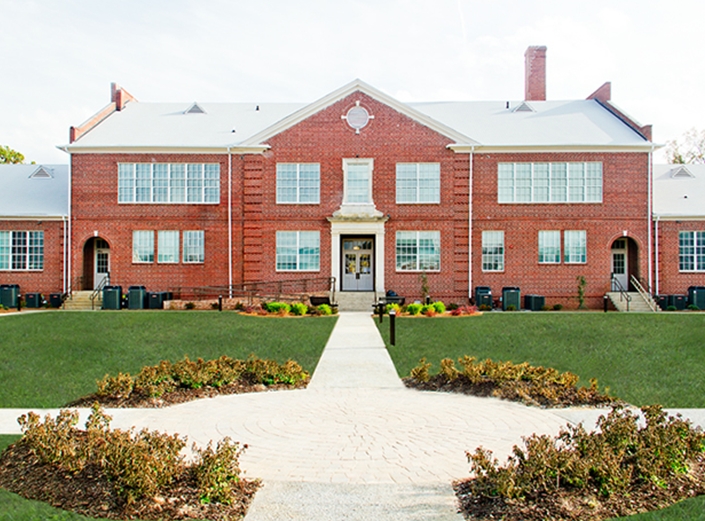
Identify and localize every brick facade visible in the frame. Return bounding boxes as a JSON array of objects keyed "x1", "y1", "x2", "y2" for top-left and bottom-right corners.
[{"x1": 654, "y1": 220, "x2": 705, "y2": 295}]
